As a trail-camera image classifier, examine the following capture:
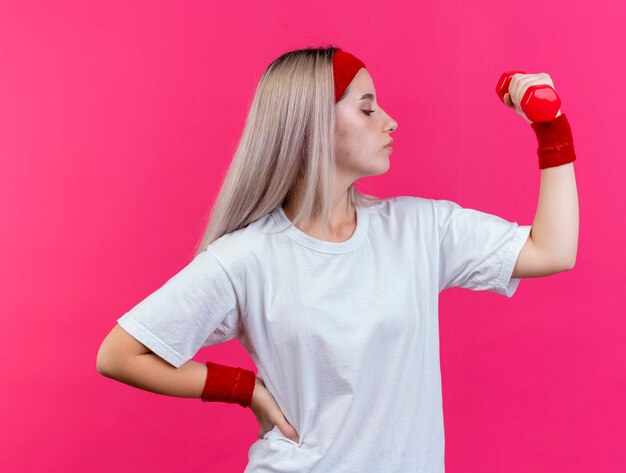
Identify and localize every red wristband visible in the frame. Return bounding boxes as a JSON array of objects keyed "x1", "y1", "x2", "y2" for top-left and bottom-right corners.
[
  {"x1": 201, "y1": 361, "x2": 256, "y2": 408},
  {"x1": 530, "y1": 113, "x2": 577, "y2": 169}
]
